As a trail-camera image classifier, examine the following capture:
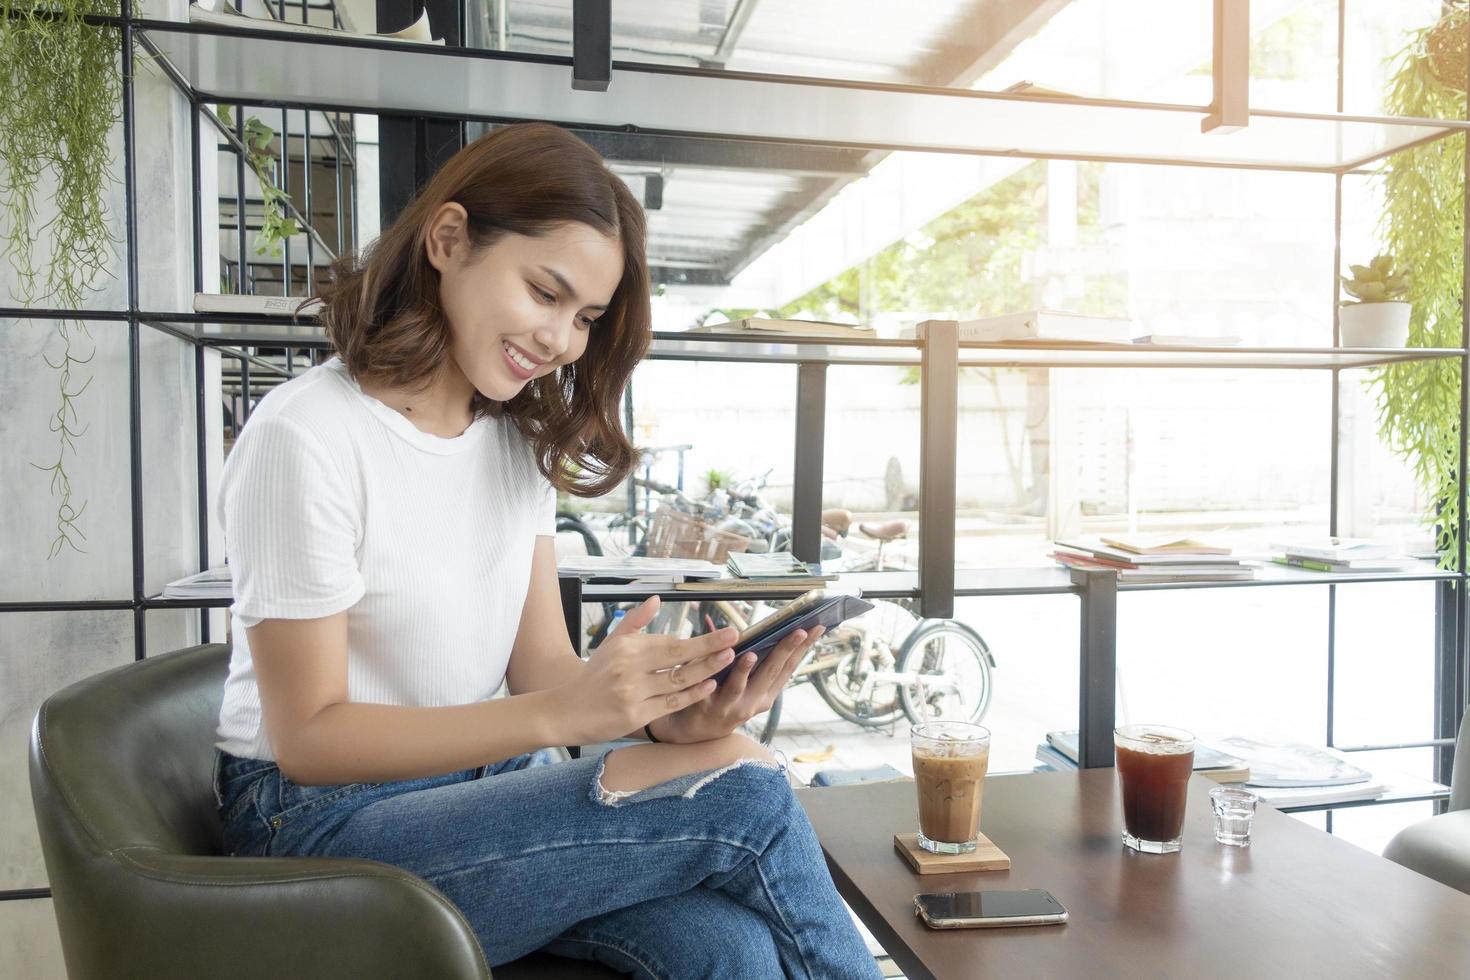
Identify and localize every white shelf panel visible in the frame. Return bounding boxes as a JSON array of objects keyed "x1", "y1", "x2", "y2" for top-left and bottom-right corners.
[{"x1": 138, "y1": 22, "x2": 1467, "y2": 173}]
